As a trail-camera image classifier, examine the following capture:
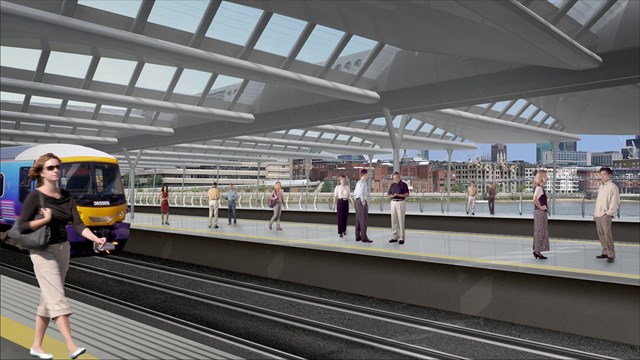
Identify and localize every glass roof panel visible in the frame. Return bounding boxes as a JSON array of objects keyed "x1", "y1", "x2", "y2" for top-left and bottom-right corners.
[
  {"x1": 490, "y1": 100, "x2": 512, "y2": 113},
  {"x1": 296, "y1": 25, "x2": 344, "y2": 65},
  {"x1": 93, "y1": 57, "x2": 138, "y2": 85},
  {"x1": 1, "y1": 46, "x2": 41, "y2": 71},
  {"x1": 567, "y1": 0, "x2": 604, "y2": 25},
  {"x1": 173, "y1": 68, "x2": 211, "y2": 95},
  {"x1": 136, "y1": 63, "x2": 176, "y2": 91},
  {"x1": 520, "y1": 104, "x2": 537, "y2": 119},
  {"x1": 205, "y1": 2, "x2": 263, "y2": 45},
  {"x1": 532, "y1": 111, "x2": 547, "y2": 123},
  {"x1": 148, "y1": 0, "x2": 207, "y2": 33},
  {"x1": 78, "y1": 0, "x2": 142, "y2": 17},
  {"x1": 505, "y1": 99, "x2": 528, "y2": 115},
  {"x1": 254, "y1": 14, "x2": 307, "y2": 56},
  {"x1": 66, "y1": 100, "x2": 97, "y2": 112},
  {"x1": 45, "y1": 51, "x2": 92, "y2": 79},
  {"x1": 30, "y1": 96, "x2": 62, "y2": 107},
  {"x1": 1, "y1": 92, "x2": 25, "y2": 103}
]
